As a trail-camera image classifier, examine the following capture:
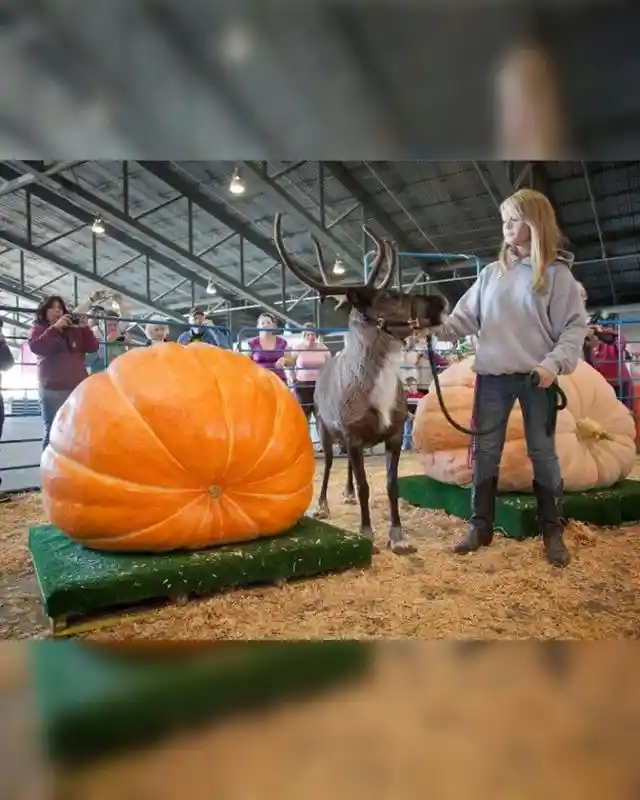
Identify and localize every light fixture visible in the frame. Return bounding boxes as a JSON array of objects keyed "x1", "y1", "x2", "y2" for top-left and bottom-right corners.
[
  {"x1": 332, "y1": 257, "x2": 345, "y2": 276},
  {"x1": 206, "y1": 279, "x2": 217, "y2": 295},
  {"x1": 229, "y1": 168, "x2": 245, "y2": 196},
  {"x1": 92, "y1": 216, "x2": 105, "y2": 235}
]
